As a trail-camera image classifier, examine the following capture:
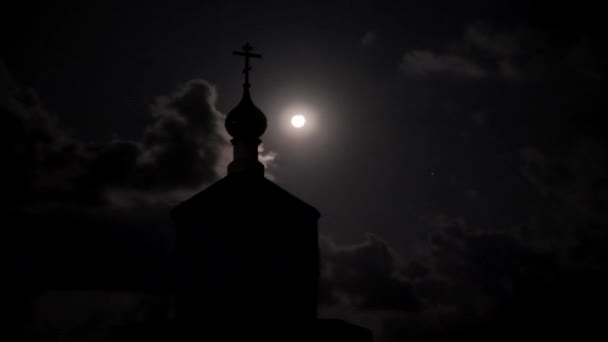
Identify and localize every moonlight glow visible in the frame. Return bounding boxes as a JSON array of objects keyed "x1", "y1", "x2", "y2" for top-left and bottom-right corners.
[{"x1": 291, "y1": 115, "x2": 306, "y2": 128}]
